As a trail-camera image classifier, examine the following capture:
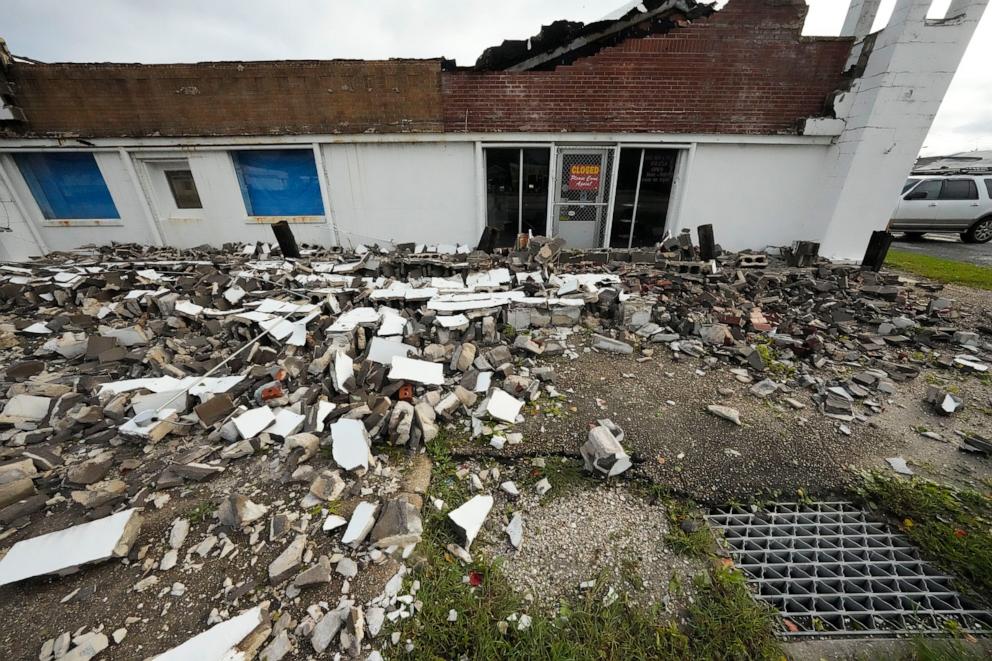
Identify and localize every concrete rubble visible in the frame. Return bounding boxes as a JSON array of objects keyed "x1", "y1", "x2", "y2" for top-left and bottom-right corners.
[
  {"x1": 0, "y1": 233, "x2": 989, "y2": 658},
  {"x1": 580, "y1": 419, "x2": 631, "y2": 477}
]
